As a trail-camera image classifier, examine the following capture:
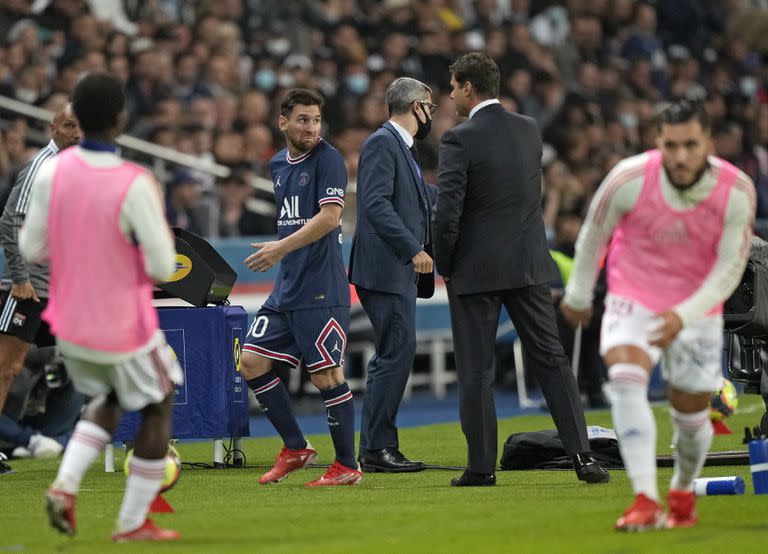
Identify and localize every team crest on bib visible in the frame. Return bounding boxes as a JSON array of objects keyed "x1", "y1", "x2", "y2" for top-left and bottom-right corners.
[
  {"x1": 12, "y1": 312, "x2": 26, "y2": 327},
  {"x1": 298, "y1": 171, "x2": 310, "y2": 186}
]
